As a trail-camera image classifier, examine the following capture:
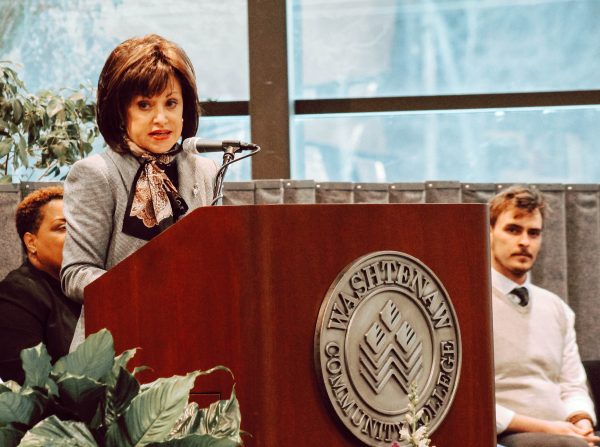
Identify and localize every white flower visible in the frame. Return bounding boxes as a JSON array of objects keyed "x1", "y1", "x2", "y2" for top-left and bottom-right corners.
[
  {"x1": 414, "y1": 426, "x2": 427, "y2": 439},
  {"x1": 398, "y1": 381, "x2": 437, "y2": 447},
  {"x1": 400, "y1": 425, "x2": 411, "y2": 441}
]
